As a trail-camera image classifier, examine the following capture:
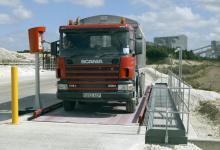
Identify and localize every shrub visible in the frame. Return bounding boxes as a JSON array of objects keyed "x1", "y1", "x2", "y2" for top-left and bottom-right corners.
[
  {"x1": 146, "y1": 45, "x2": 174, "y2": 60},
  {"x1": 199, "y1": 101, "x2": 219, "y2": 121}
]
